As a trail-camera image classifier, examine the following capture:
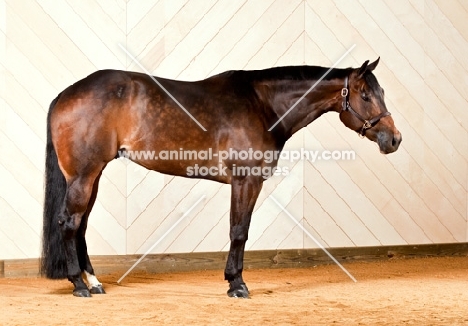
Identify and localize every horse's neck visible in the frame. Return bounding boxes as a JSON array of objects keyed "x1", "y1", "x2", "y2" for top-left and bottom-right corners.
[{"x1": 257, "y1": 78, "x2": 345, "y2": 137}]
